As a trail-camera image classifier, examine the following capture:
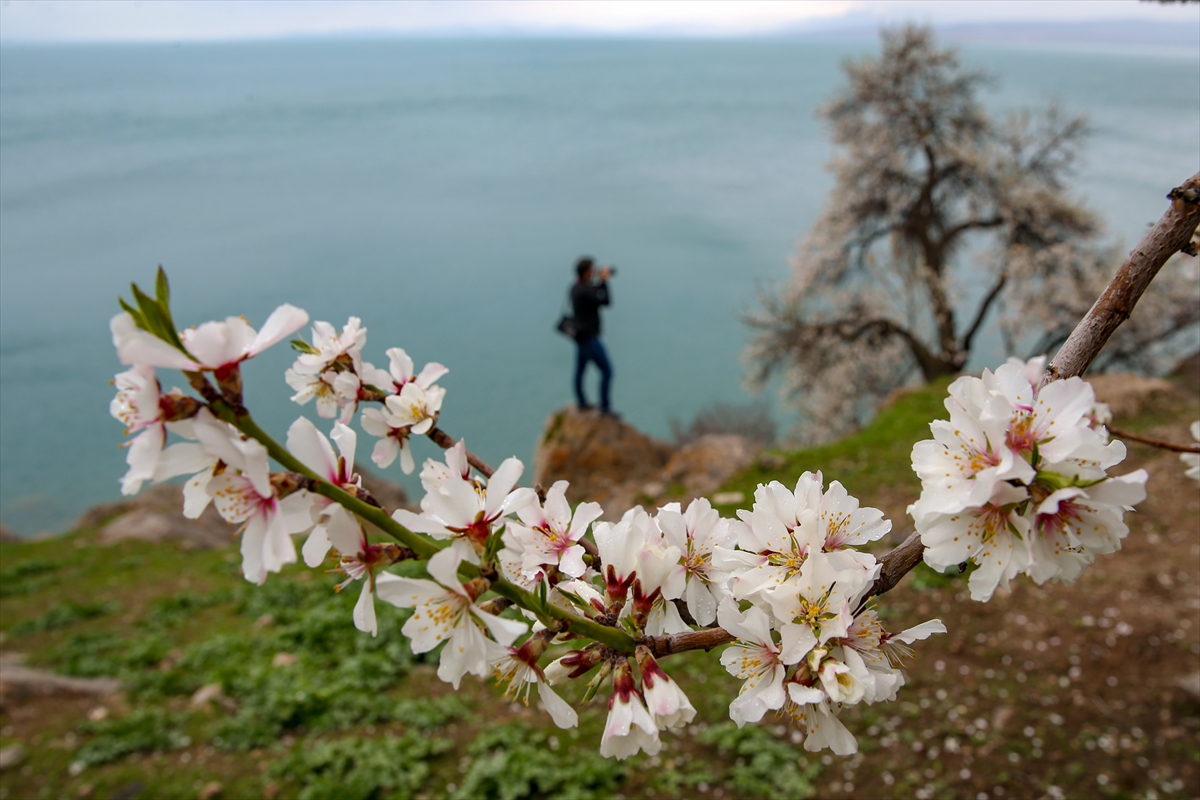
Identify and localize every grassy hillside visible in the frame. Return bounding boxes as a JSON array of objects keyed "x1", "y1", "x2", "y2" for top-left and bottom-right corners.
[{"x1": 1, "y1": 375, "x2": 1197, "y2": 800}]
